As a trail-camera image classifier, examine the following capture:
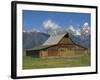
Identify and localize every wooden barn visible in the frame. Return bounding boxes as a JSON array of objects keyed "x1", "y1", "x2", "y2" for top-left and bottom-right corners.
[{"x1": 26, "y1": 33, "x2": 87, "y2": 58}]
